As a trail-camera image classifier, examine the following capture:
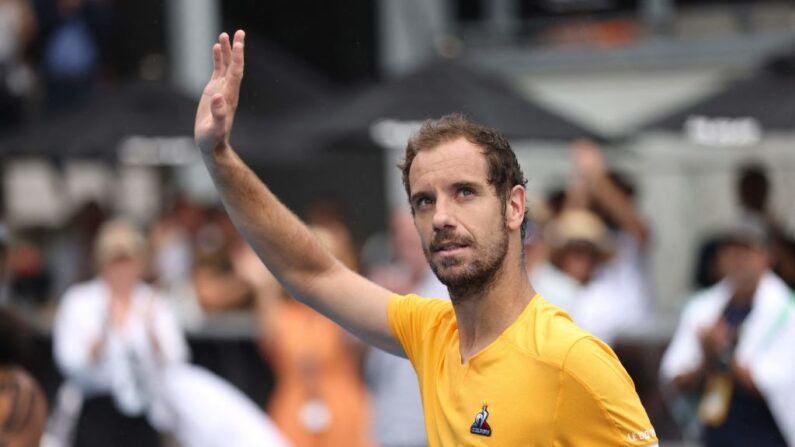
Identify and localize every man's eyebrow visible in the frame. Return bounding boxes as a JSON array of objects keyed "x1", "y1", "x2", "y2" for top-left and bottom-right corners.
[
  {"x1": 410, "y1": 191, "x2": 432, "y2": 203},
  {"x1": 451, "y1": 181, "x2": 481, "y2": 190}
]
